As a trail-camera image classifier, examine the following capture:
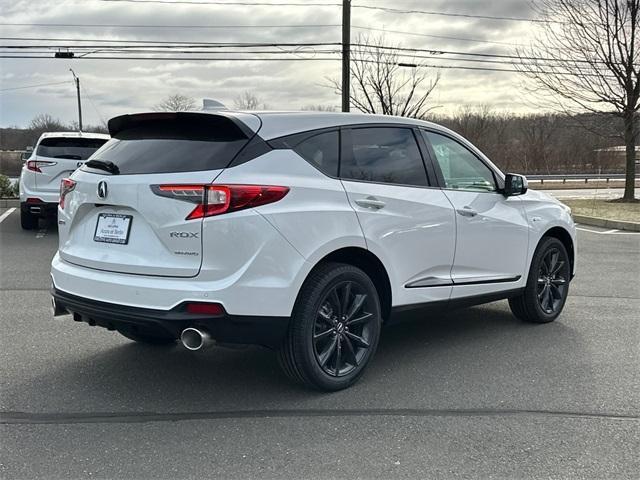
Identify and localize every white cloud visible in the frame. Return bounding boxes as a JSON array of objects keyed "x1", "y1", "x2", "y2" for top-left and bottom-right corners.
[{"x1": 0, "y1": 0, "x2": 542, "y2": 127}]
